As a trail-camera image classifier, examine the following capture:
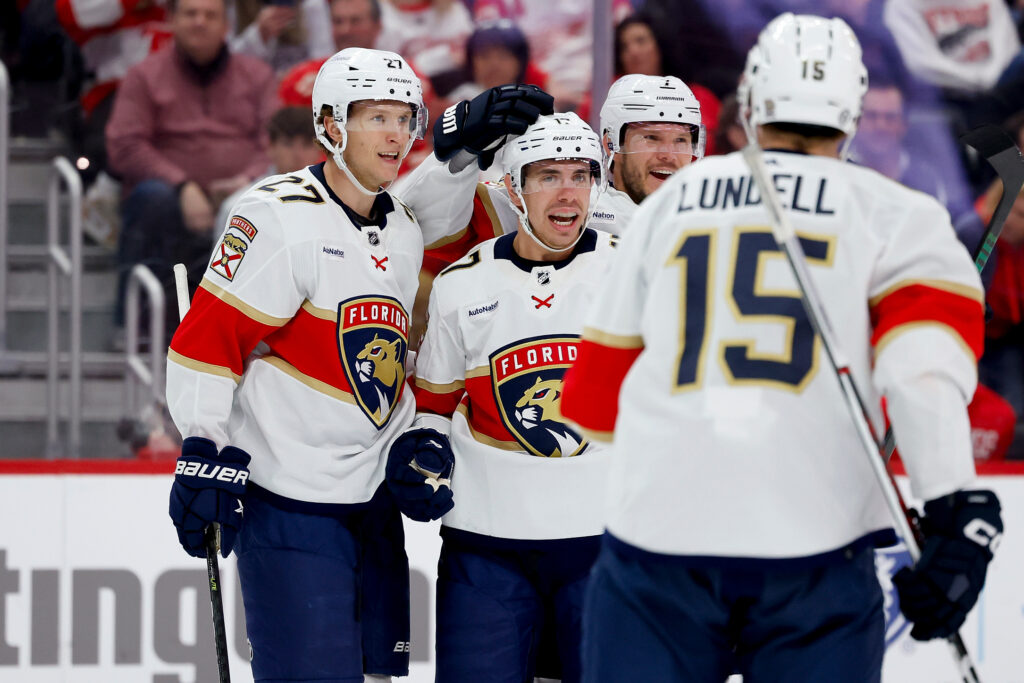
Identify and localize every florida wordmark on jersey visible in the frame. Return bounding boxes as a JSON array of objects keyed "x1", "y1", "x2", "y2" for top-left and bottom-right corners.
[
  {"x1": 167, "y1": 163, "x2": 423, "y2": 506},
  {"x1": 396, "y1": 155, "x2": 634, "y2": 272},
  {"x1": 561, "y1": 150, "x2": 985, "y2": 561},
  {"x1": 413, "y1": 229, "x2": 617, "y2": 540}
]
